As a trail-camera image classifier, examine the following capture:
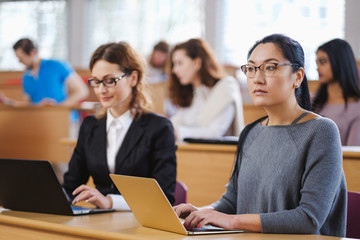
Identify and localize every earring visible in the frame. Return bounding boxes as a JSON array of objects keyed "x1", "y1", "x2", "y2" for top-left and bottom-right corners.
[{"x1": 295, "y1": 83, "x2": 299, "y2": 88}]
